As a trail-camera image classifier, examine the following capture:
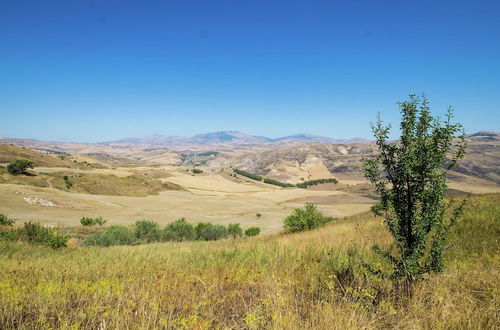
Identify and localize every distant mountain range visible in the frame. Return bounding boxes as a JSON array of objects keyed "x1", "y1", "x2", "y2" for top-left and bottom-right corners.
[
  {"x1": 110, "y1": 131, "x2": 371, "y2": 146},
  {"x1": 1, "y1": 130, "x2": 497, "y2": 150}
]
